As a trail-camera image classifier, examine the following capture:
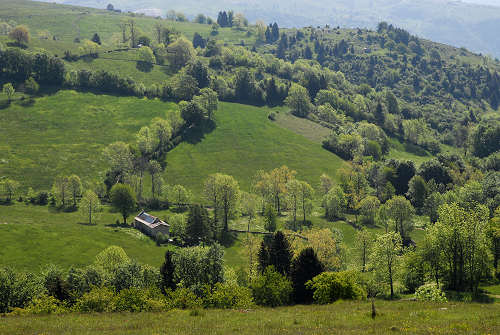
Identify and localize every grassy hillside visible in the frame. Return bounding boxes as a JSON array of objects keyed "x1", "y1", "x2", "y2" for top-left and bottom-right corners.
[
  {"x1": 0, "y1": 90, "x2": 176, "y2": 191},
  {"x1": 0, "y1": 203, "x2": 172, "y2": 271},
  {"x1": 1, "y1": 300, "x2": 499, "y2": 334},
  {"x1": 165, "y1": 103, "x2": 347, "y2": 196}
]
